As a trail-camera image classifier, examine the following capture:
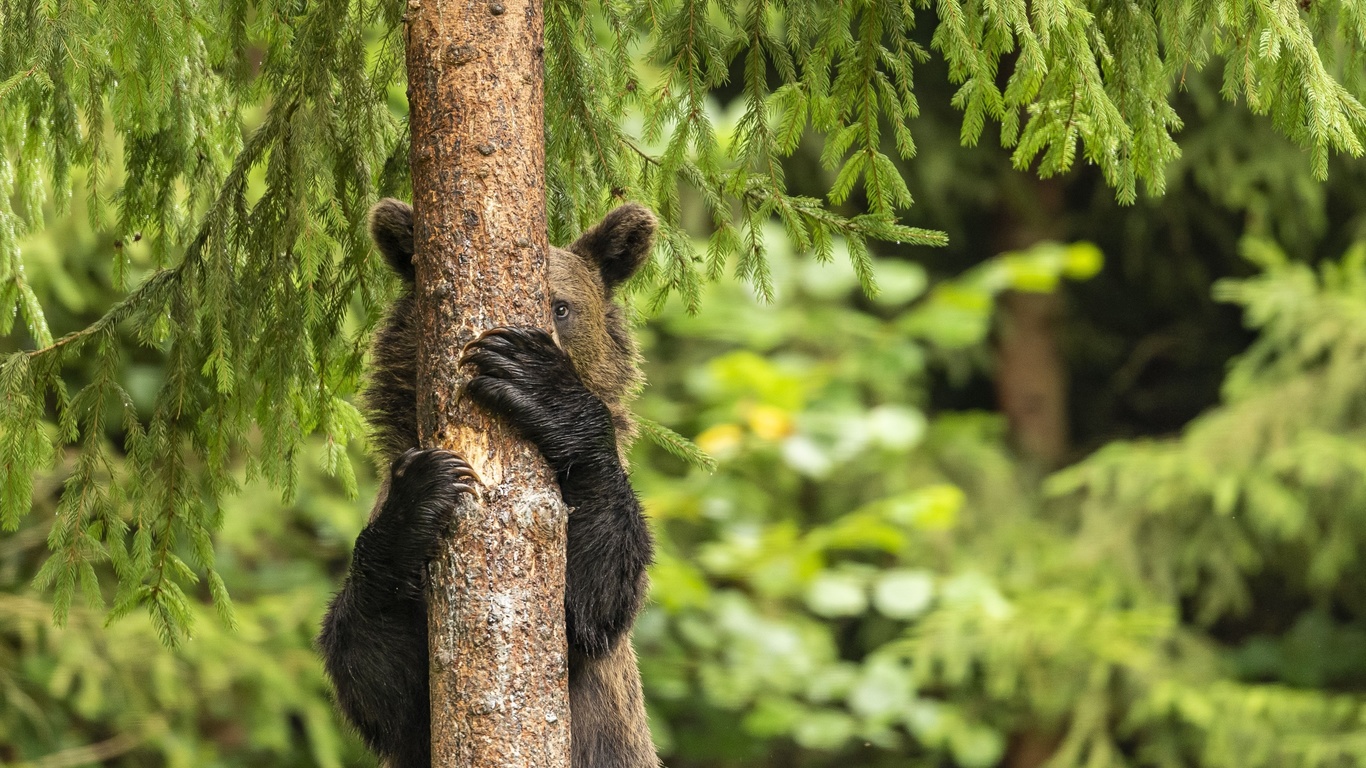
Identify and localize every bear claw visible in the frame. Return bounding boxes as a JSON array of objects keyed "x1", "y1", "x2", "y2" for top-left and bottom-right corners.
[
  {"x1": 392, "y1": 447, "x2": 481, "y2": 484},
  {"x1": 389, "y1": 448, "x2": 483, "y2": 504}
]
